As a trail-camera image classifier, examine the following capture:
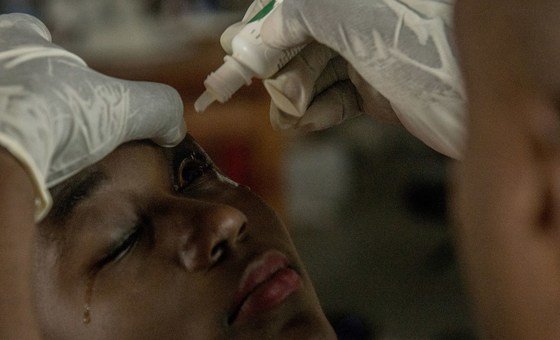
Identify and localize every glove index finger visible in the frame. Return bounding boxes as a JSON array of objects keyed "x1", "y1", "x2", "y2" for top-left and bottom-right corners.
[
  {"x1": 123, "y1": 81, "x2": 186, "y2": 147},
  {"x1": 260, "y1": 0, "x2": 314, "y2": 49}
]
